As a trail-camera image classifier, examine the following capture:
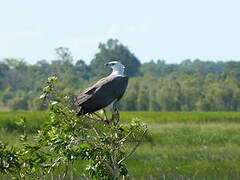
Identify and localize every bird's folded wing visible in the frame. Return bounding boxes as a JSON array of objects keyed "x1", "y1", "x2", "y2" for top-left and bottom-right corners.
[
  {"x1": 76, "y1": 78, "x2": 107, "y2": 105},
  {"x1": 76, "y1": 75, "x2": 128, "y2": 106}
]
